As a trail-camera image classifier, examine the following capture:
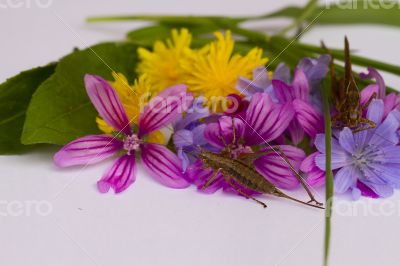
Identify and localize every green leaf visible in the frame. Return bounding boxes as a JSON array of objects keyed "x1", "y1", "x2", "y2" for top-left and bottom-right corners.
[
  {"x1": 321, "y1": 80, "x2": 334, "y2": 266},
  {"x1": 0, "y1": 64, "x2": 56, "y2": 154},
  {"x1": 258, "y1": 1, "x2": 400, "y2": 28},
  {"x1": 22, "y1": 42, "x2": 138, "y2": 146}
]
